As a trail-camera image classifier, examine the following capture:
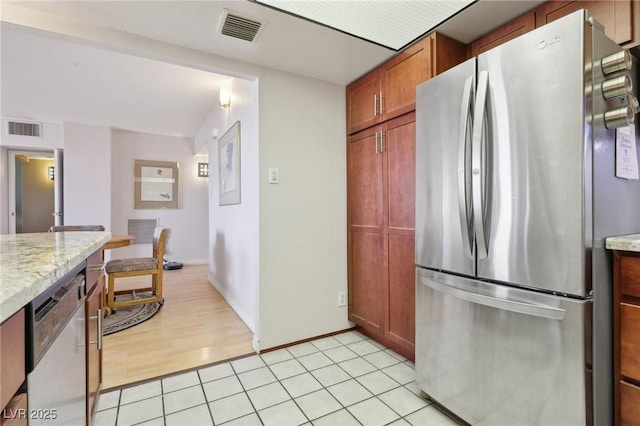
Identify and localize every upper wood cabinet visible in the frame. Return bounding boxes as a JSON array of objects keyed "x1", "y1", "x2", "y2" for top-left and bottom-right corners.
[
  {"x1": 470, "y1": 0, "x2": 639, "y2": 57},
  {"x1": 347, "y1": 33, "x2": 466, "y2": 135},
  {"x1": 535, "y1": 0, "x2": 639, "y2": 48},
  {"x1": 469, "y1": 11, "x2": 536, "y2": 57}
]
